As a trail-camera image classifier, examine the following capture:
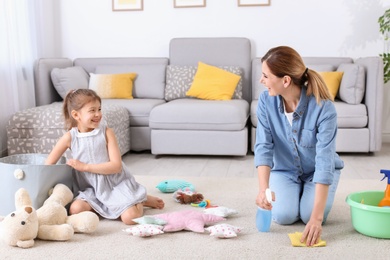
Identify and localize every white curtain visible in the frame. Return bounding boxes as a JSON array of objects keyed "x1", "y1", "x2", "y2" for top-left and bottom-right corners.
[{"x1": 0, "y1": 0, "x2": 43, "y2": 155}]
